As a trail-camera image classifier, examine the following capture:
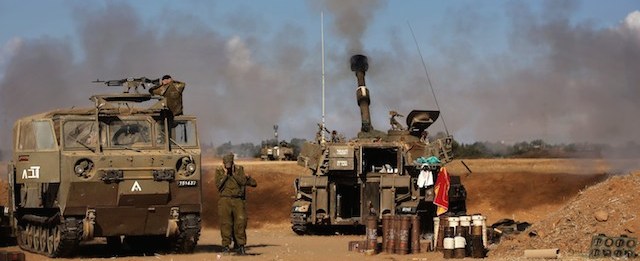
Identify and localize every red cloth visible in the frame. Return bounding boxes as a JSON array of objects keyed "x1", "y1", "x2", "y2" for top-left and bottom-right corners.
[{"x1": 433, "y1": 167, "x2": 450, "y2": 216}]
